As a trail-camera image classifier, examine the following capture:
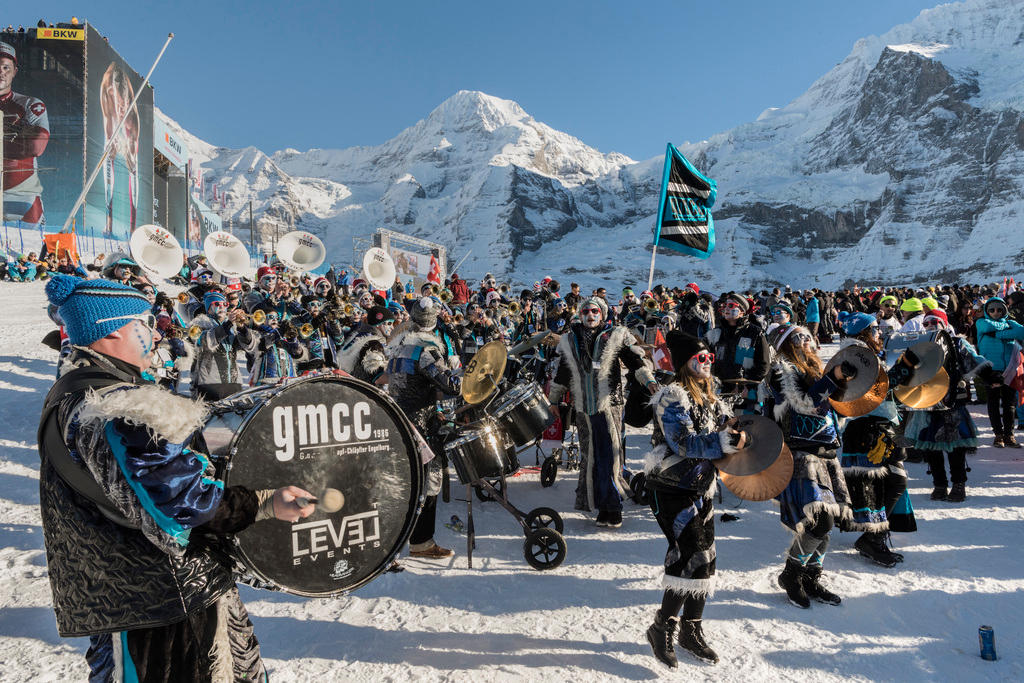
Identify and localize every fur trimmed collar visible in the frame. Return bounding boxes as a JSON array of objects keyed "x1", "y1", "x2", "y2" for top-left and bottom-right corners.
[
  {"x1": 386, "y1": 329, "x2": 442, "y2": 357},
  {"x1": 772, "y1": 359, "x2": 822, "y2": 417},
  {"x1": 555, "y1": 325, "x2": 633, "y2": 413},
  {"x1": 77, "y1": 384, "x2": 209, "y2": 445}
]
